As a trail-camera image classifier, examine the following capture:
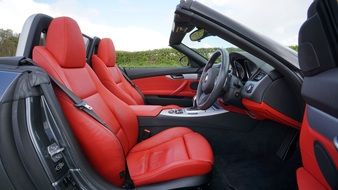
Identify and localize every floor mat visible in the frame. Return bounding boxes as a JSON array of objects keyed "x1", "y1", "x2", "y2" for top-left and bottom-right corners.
[
  {"x1": 201, "y1": 120, "x2": 301, "y2": 190},
  {"x1": 210, "y1": 153, "x2": 300, "y2": 190}
]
